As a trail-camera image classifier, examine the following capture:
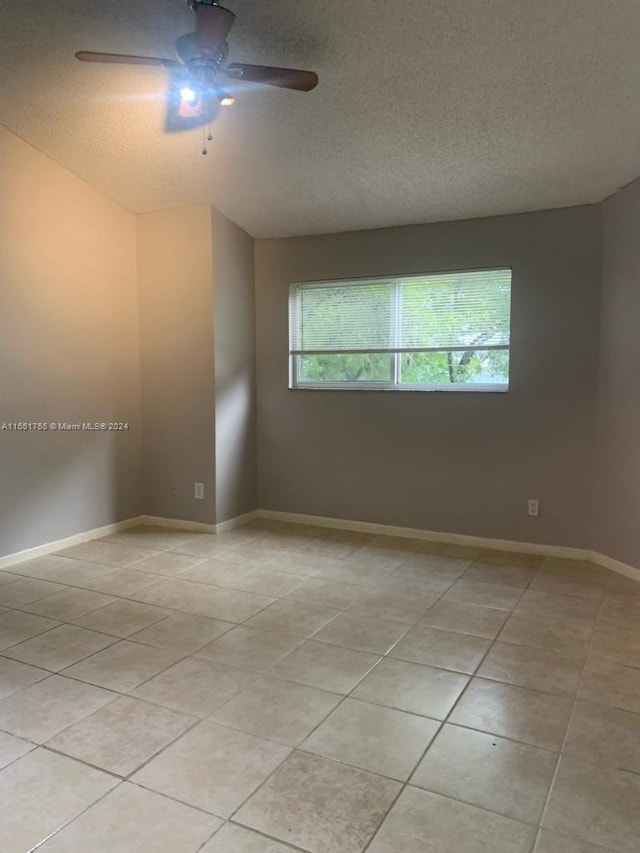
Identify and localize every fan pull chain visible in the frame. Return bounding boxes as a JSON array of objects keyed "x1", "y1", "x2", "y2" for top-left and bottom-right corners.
[{"x1": 201, "y1": 124, "x2": 213, "y2": 156}]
